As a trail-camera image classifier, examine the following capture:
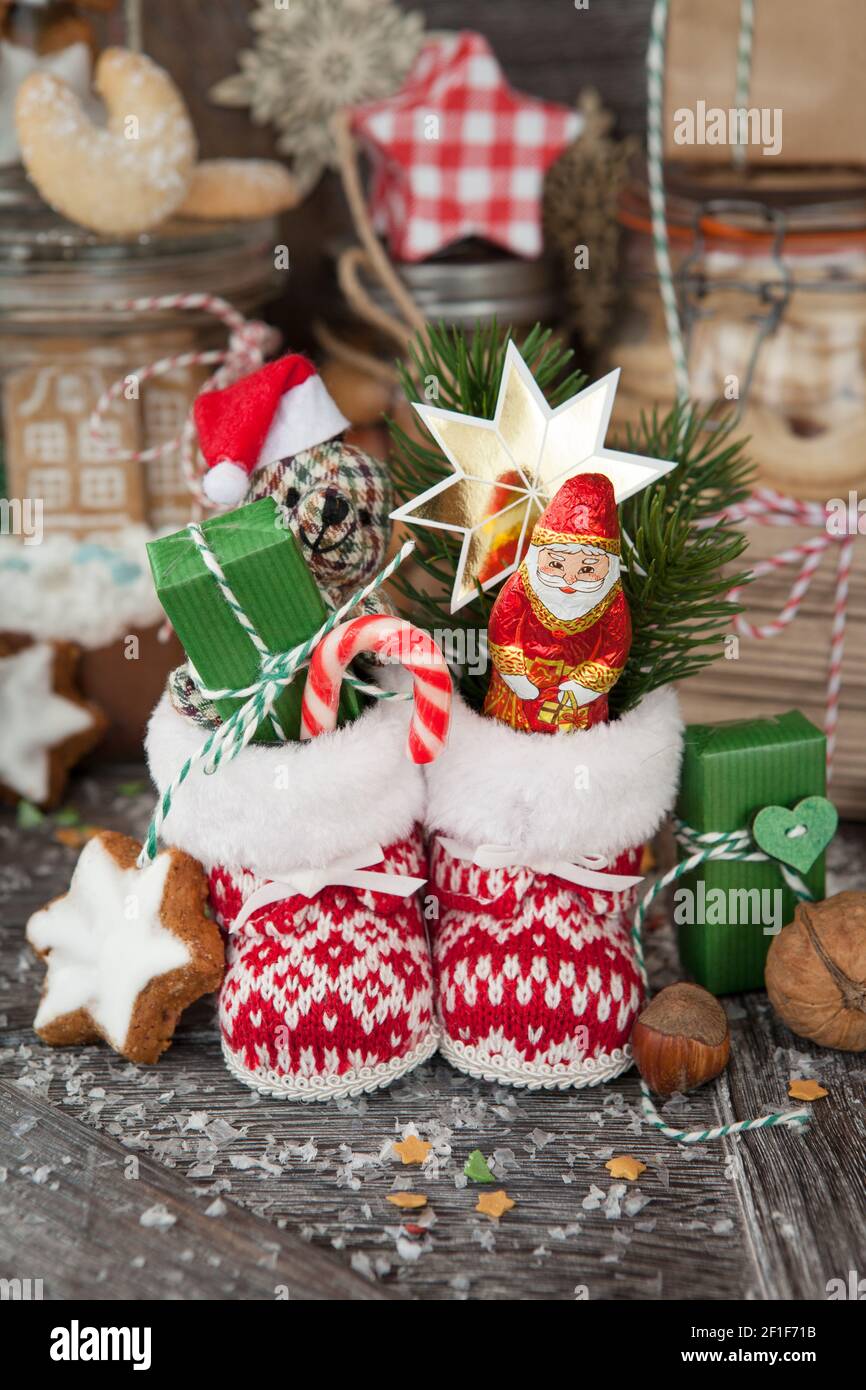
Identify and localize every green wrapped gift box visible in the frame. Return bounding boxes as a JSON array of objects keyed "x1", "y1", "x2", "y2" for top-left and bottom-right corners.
[
  {"x1": 147, "y1": 498, "x2": 360, "y2": 743},
  {"x1": 675, "y1": 711, "x2": 826, "y2": 995}
]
